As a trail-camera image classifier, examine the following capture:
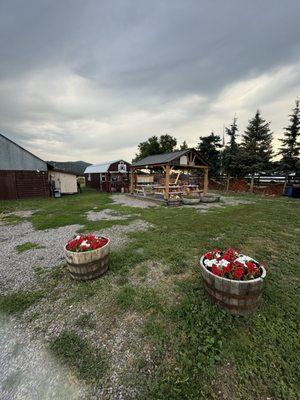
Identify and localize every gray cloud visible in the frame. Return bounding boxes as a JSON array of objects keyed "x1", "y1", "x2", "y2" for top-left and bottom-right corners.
[{"x1": 0, "y1": 0, "x2": 300, "y2": 162}]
